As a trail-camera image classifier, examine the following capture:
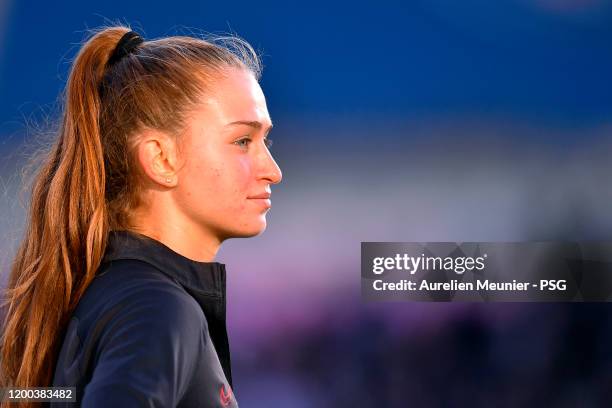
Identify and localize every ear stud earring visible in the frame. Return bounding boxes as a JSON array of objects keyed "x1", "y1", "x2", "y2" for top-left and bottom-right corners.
[{"x1": 165, "y1": 177, "x2": 172, "y2": 183}]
